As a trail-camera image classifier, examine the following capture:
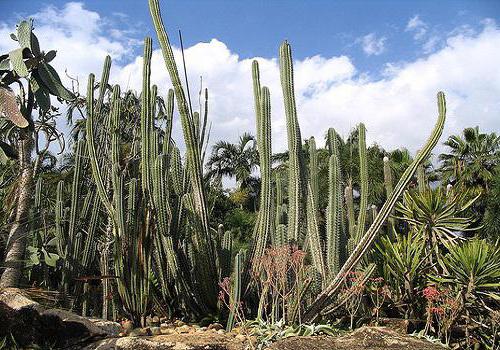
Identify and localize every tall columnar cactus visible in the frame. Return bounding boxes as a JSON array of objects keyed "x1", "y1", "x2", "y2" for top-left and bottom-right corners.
[
  {"x1": 249, "y1": 60, "x2": 273, "y2": 272},
  {"x1": 306, "y1": 182, "x2": 327, "y2": 281},
  {"x1": 303, "y1": 92, "x2": 447, "y2": 322},
  {"x1": 345, "y1": 184, "x2": 356, "y2": 255},
  {"x1": 383, "y1": 156, "x2": 395, "y2": 231},
  {"x1": 279, "y1": 41, "x2": 306, "y2": 245},
  {"x1": 355, "y1": 123, "x2": 368, "y2": 245},
  {"x1": 308, "y1": 137, "x2": 319, "y2": 211},
  {"x1": 226, "y1": 251, "x2": 243, "y2": 331},
  {"x1": 326, "y1": 129, "x2": 345, "y2": 276},
  {"x1": 149, "y1": 0, "x2": 218, "y2": 309},
  {"x1": 417, "y1": 162, "x2": 427, "y2": 193}
]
